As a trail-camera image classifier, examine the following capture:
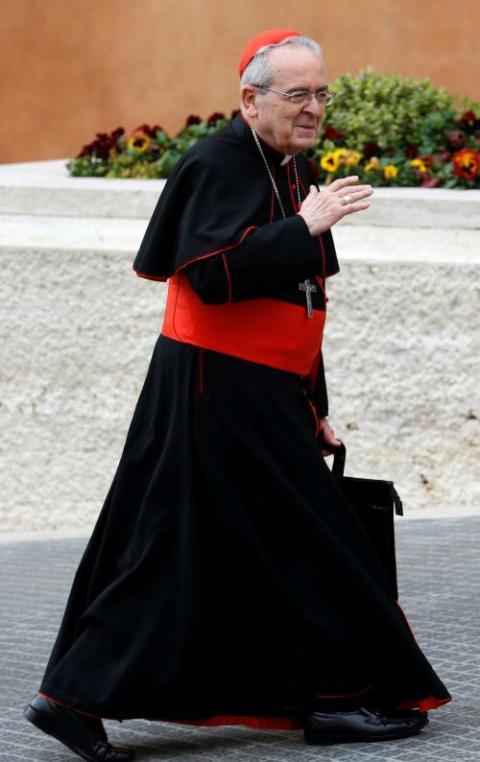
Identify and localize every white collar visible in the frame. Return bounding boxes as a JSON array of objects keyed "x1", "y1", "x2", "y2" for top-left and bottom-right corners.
[{"x1": 280, "y1": 154, "x2": 293, "y2": 166}]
